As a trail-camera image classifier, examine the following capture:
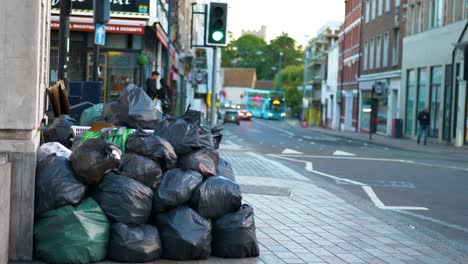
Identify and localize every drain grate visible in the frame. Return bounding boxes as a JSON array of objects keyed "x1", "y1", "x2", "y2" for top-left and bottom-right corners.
[{"x1": 240, "y1": 184, "x2": 292, "y2": 197}]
